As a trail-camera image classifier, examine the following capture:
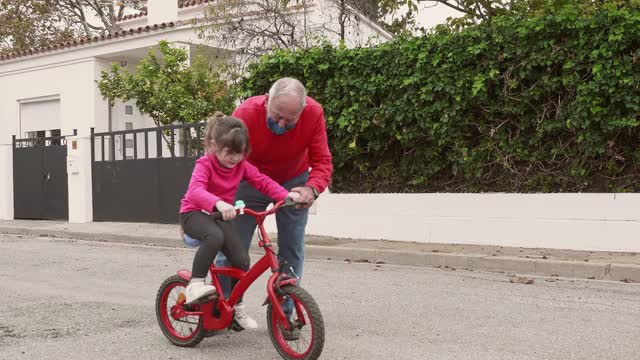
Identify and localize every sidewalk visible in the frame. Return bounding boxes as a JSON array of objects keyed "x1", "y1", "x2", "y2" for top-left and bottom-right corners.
[{"x1": 1, "y1": 219, "x2": 639, "y2": 283}]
